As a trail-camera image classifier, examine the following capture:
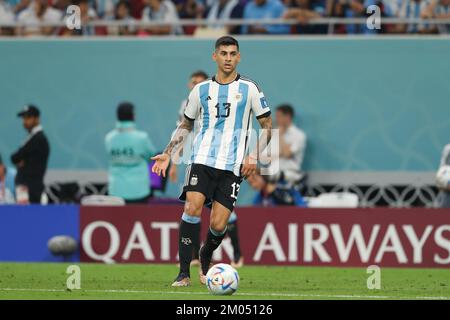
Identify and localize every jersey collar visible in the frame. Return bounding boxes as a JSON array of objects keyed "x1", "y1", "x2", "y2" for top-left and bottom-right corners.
[{"x1": 212, "y1": 73, "x2": 240, "y2": 85}]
